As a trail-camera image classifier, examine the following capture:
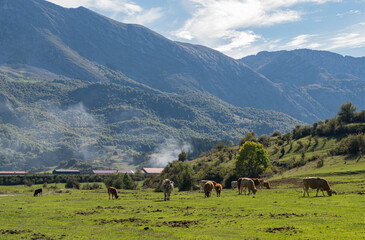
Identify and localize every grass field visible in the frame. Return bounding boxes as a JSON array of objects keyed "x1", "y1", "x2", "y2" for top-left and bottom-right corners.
[{"x1": 1, "y1": 175, "x2": 365, "y2": 240}]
